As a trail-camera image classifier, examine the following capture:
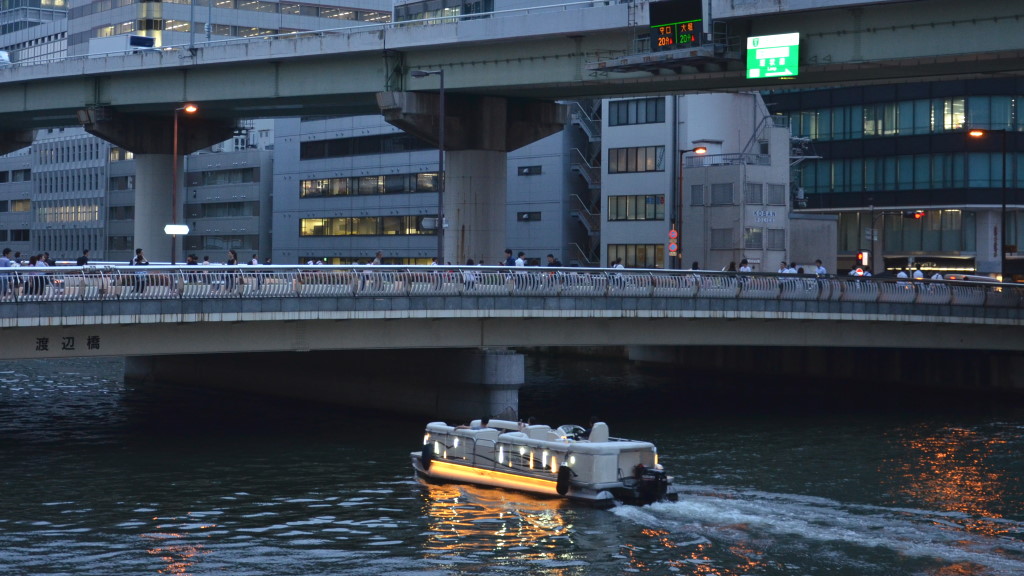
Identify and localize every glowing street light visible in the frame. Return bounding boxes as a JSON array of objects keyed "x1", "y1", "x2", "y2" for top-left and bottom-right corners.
[
  {"x1": 675, "y1": 146, "x2": 707, "y2": 268},
  {"x1": 968, "y1": 128, "x2": 1008, "y2": 279},
  {"x1": 169, "y1": 103, "x2": 198, "y2": 265}
]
